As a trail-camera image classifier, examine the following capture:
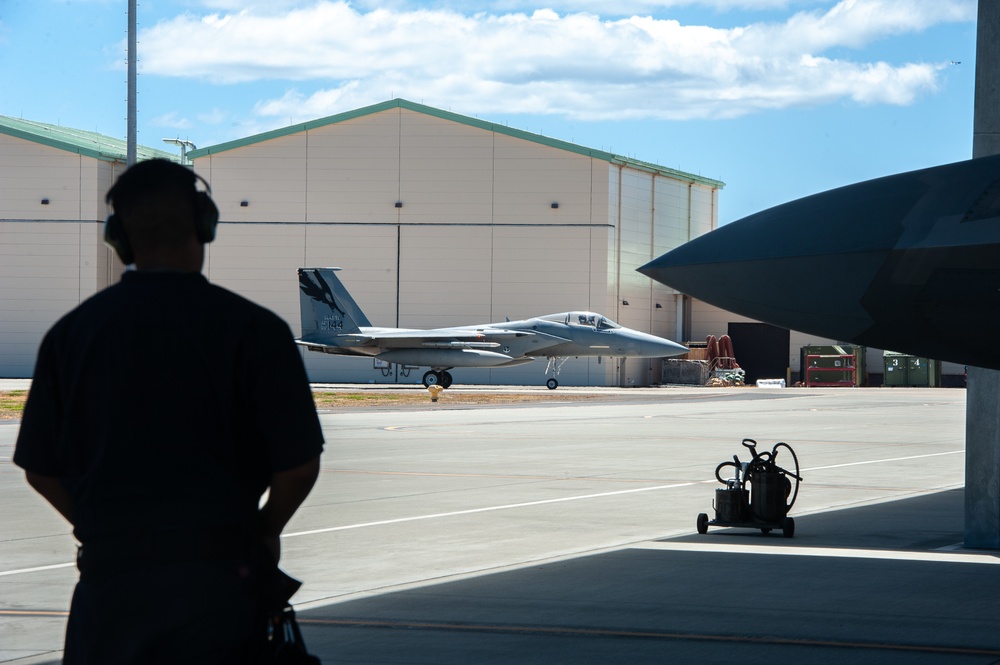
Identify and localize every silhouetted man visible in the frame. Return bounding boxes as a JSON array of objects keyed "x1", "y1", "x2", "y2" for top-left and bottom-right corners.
[{"x1": 14, "y1": 158, "x2": 325, "y2": 663}]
